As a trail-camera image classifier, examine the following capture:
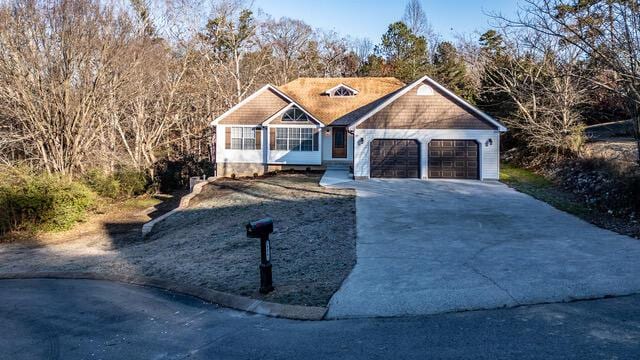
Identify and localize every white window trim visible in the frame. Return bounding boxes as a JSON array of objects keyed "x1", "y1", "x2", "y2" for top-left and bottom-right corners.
[
  {"x1": 282, "y1": 107, "x2": 311, "y2": 122},
  {"x1": 230, "y1": 126, "x2": 258, "y2": 150},
  {"x1": 323, "y1": 83, "x2": 359, "y2": 97},
  {"x1": 262, "y1": 103, "x2": 324, "y2": 126},
  {"x1": 273, "y1": 127, "x2": 315, "y2": 152},
  {"x1": 417, "y1": 84, "x2": 435, "y2": 96}
]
